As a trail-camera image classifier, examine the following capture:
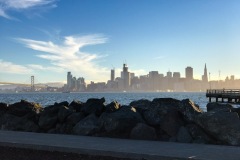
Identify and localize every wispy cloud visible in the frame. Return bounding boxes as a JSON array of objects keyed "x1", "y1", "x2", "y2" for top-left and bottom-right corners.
[
  {"x1": 0, "y1": 59, "x2": 32, "y2": 74},
  {"x1": 27, "y1": 64, "x2": 64, "y2": 73},
  {"x1": 0, "y1": 0, "x2": 57, "y2": 19},
  {"x1": 17, "y1": 34, "x2": 110, "y2": 82}
]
